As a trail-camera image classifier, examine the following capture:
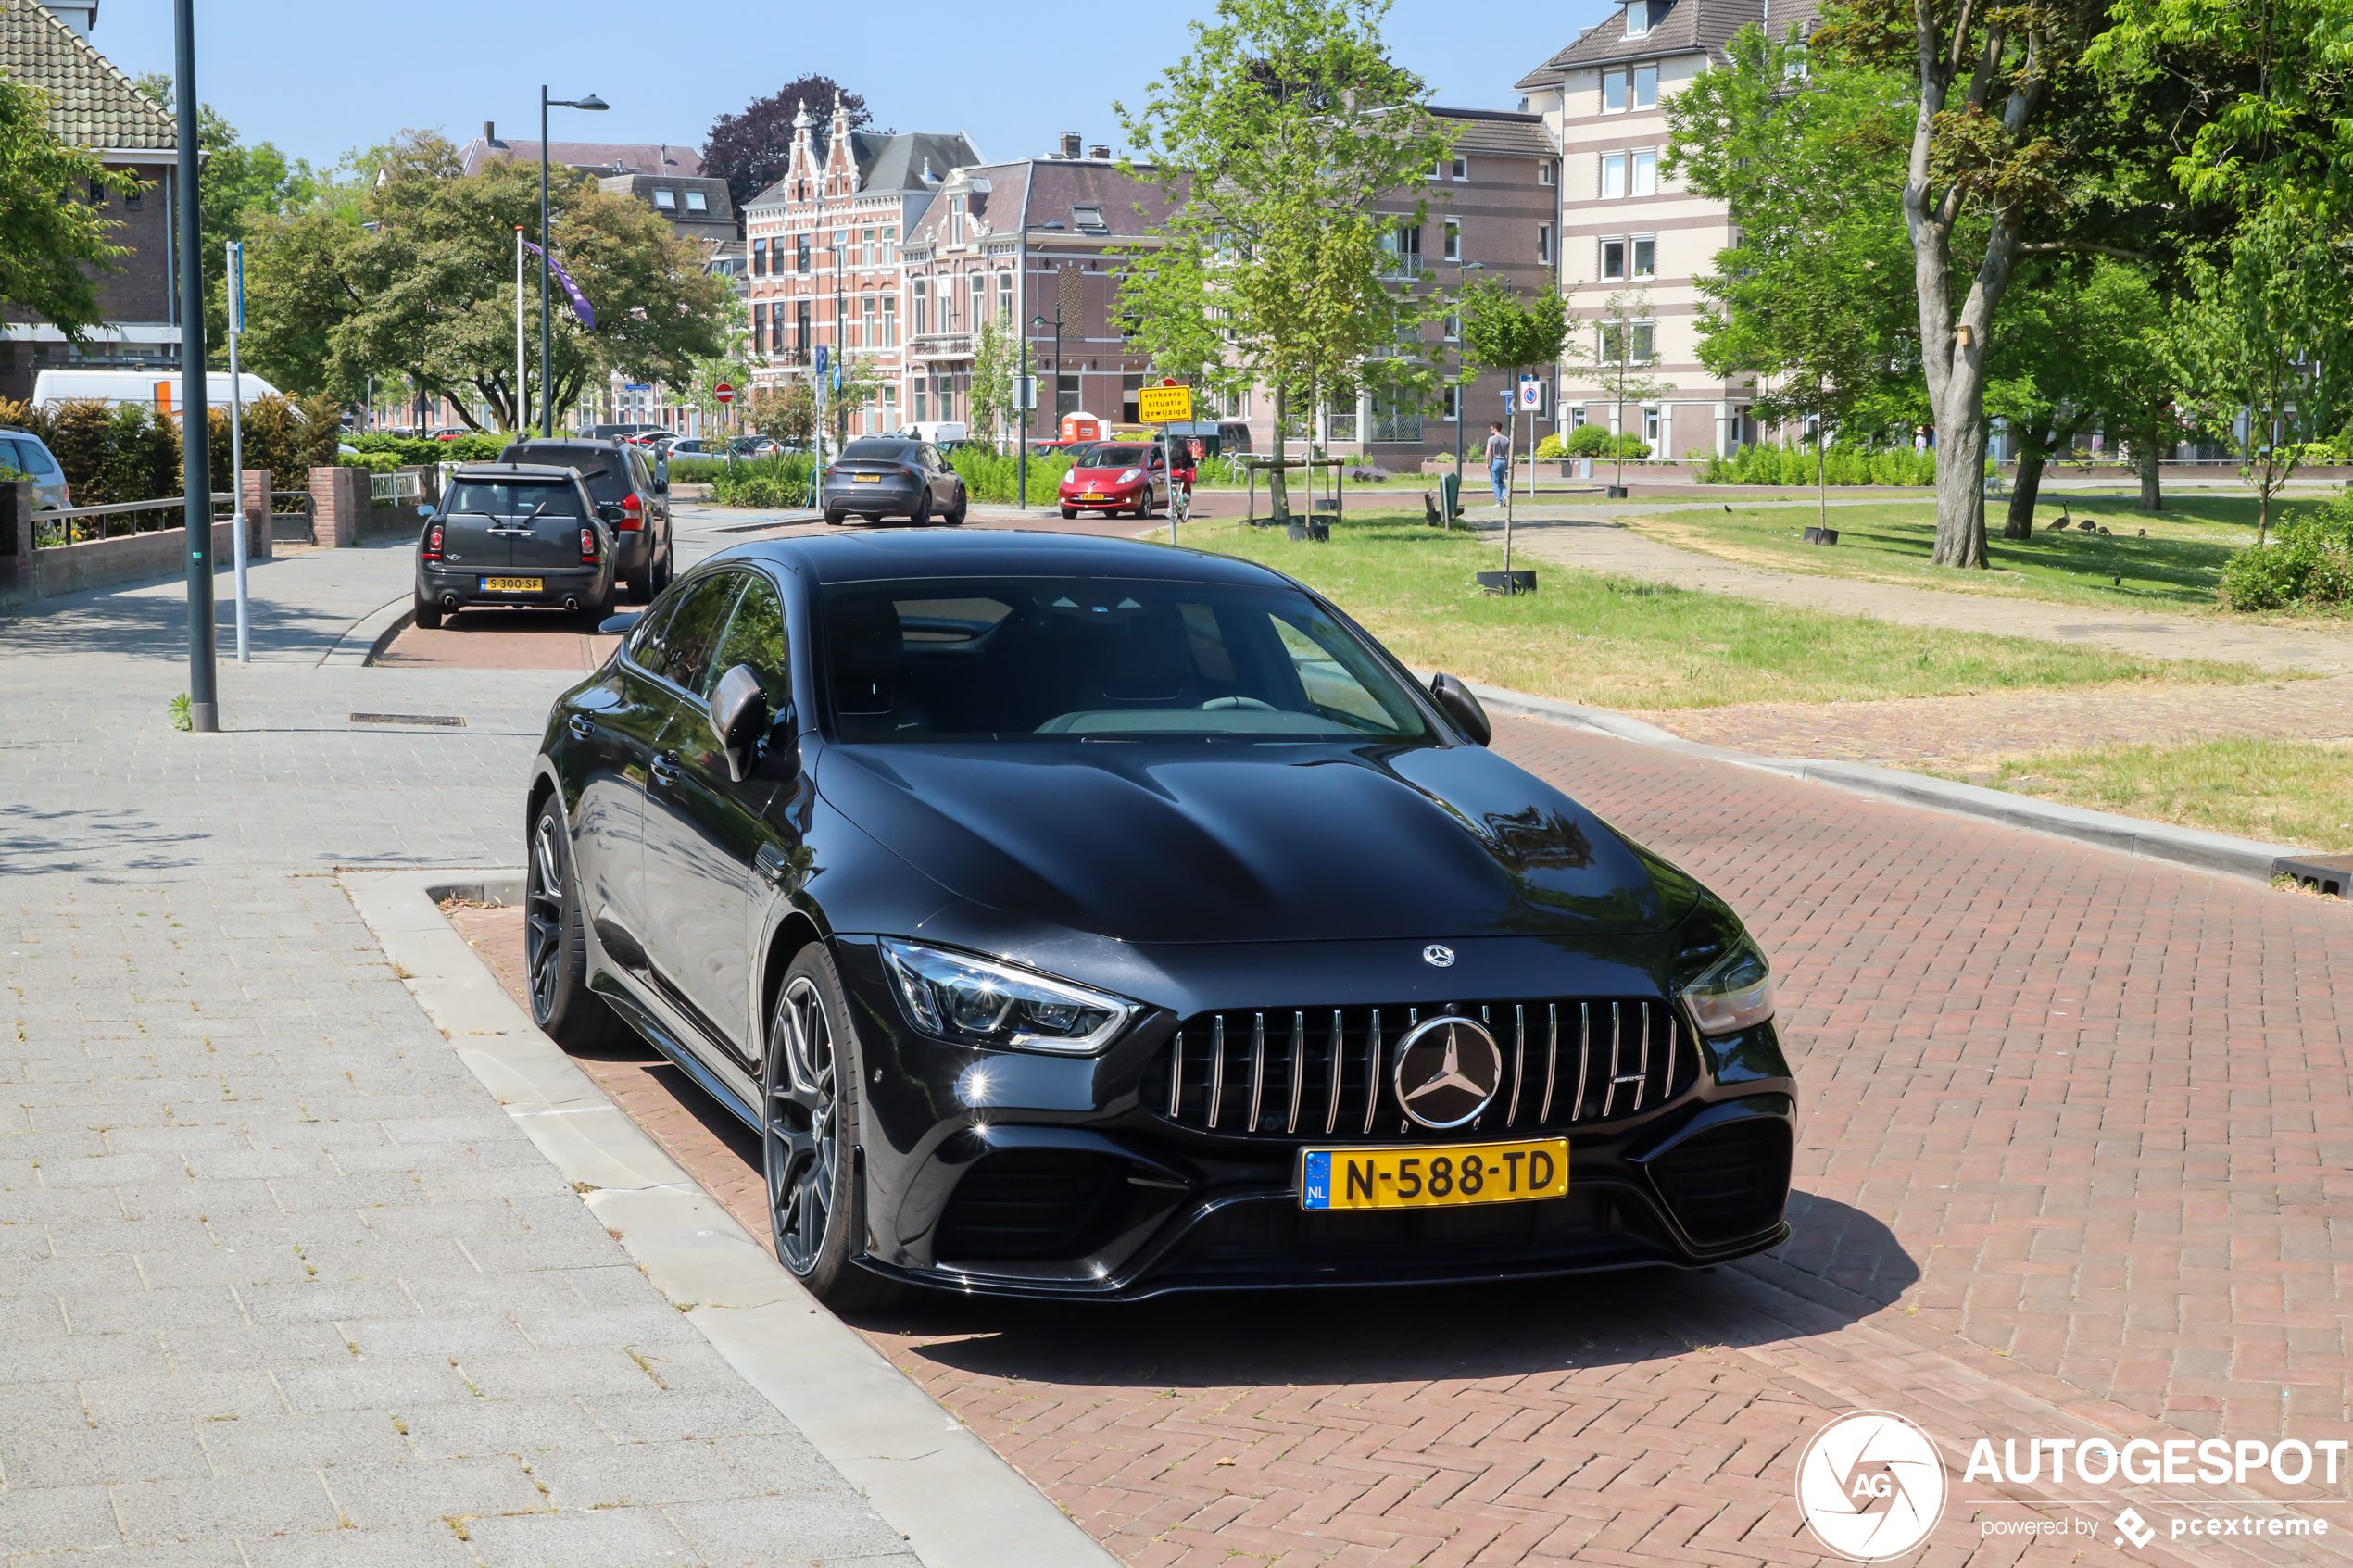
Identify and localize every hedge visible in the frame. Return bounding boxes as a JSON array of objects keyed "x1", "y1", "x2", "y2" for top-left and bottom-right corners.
[
  {"x1": 706, "y1": 452, "x2": 816, "y2": 508},
  {"x1": 0, "y1": 393, "x2": 340, "y2": 509},
  {"x1": 346, "y1": 431, "x2": 510, "y2": 464},
  {"x1": 950, "y1": 446, "x2": 1074, "y2": 505},
  {"x1": 1698, "y1": 441, "x2": 1937, "y2": 486}
]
